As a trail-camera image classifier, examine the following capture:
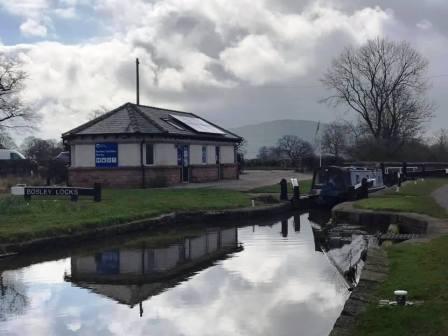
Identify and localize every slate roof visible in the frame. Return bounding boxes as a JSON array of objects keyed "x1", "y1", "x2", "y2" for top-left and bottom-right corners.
[{"x1": 62, "y1": 102, "x2": 241, "y2": 142}]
